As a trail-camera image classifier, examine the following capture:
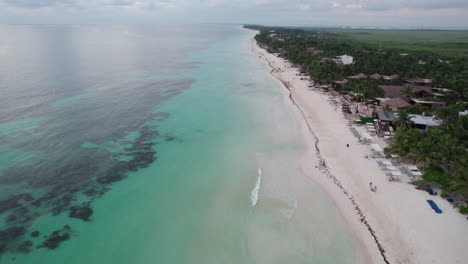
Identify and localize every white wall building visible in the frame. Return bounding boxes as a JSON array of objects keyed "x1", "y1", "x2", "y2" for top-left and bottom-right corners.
[{"x1": 337, "y1": 55, "x2": 354, "y2": 65}]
